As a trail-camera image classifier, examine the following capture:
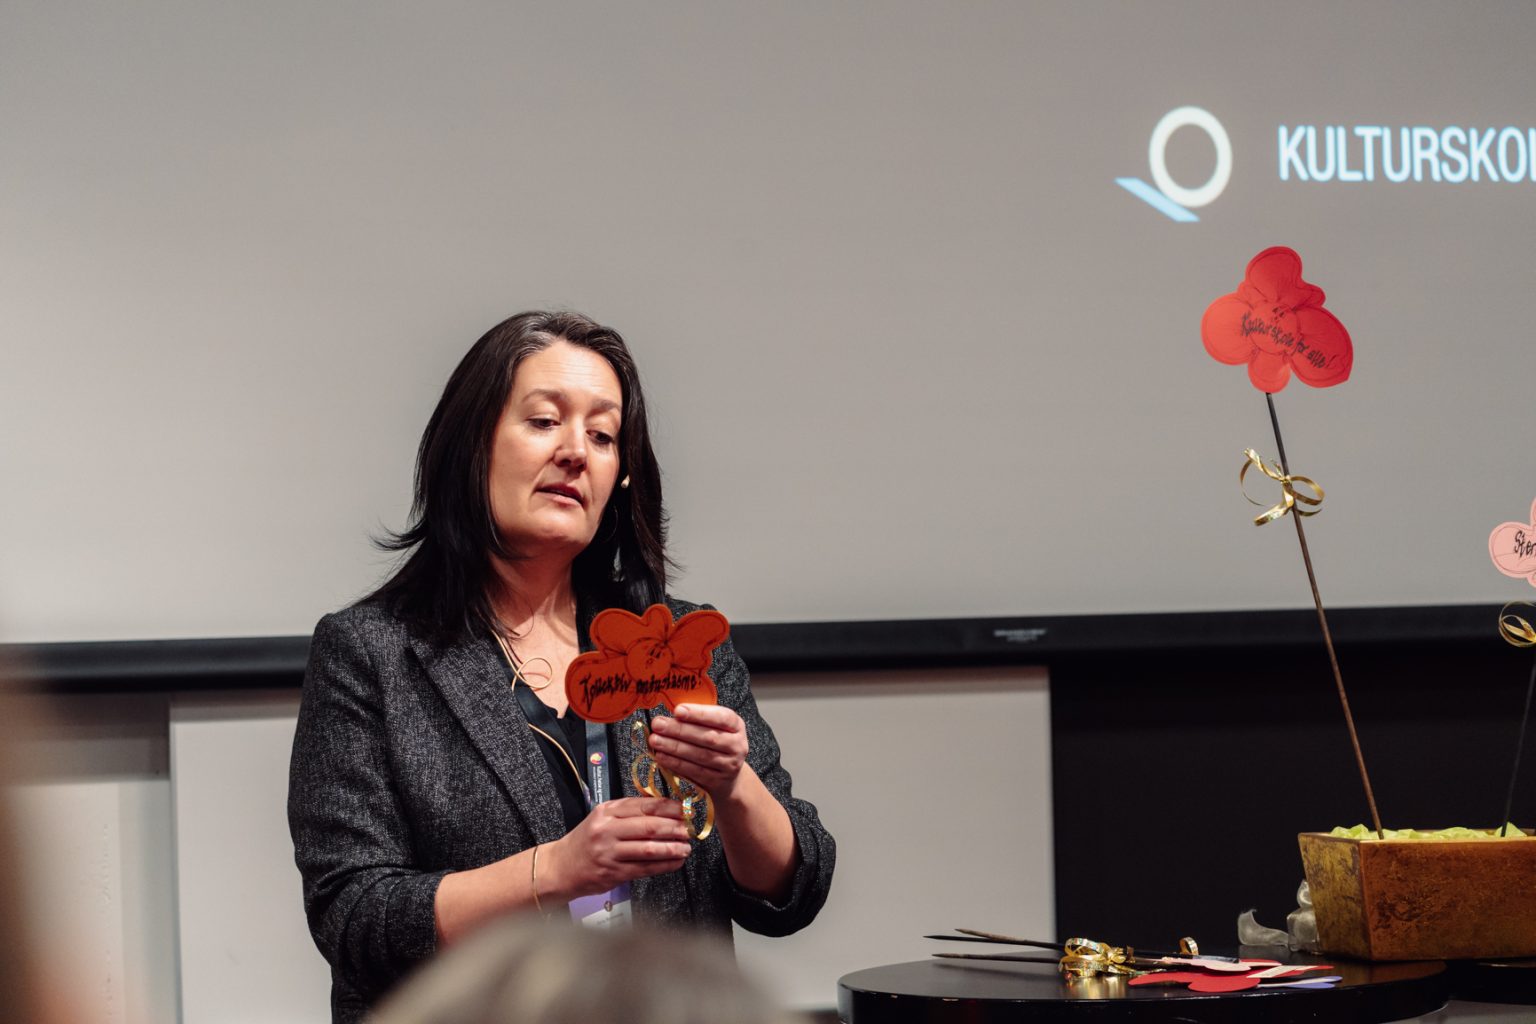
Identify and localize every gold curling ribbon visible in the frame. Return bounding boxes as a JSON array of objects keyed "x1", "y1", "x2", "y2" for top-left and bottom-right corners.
[
  {"x1": 1500, "y1": 602, "x2": 1536, "y2": 648},
  {"x1": 1240, "y1": 448, "x2": 1323, "y2": 526},
  {"x1": 630, "y1": 720, "x2": 715, "y2": 841},
  {"x1": 1059, "y1": 937, "x2": 1142, "y2": 978}
]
